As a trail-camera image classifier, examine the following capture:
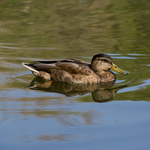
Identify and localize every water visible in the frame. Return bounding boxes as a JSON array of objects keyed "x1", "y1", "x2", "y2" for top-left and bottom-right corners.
[{"x1": 1, "y1": 0, "x2": 150, "y2": 150}]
